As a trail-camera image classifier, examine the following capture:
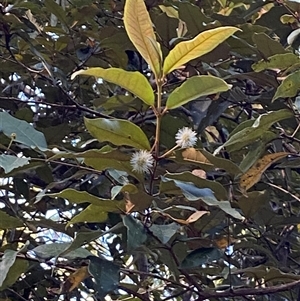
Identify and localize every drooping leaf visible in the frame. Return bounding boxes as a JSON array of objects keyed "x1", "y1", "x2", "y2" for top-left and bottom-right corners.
[
  {"x1": 0, "y1": 250, "x2": 18, "y2": 288},
  {"x1": 122, "y1": 215, "x2": 147, "y2": 251},
  {"x1": 180, "y1": 247, "x2": 222, "y2": 269},
  {"x1": 163, "y1": 26, "x2": 240, "y2": 75},
  {"x1": 0, "y1": 111, "x2": 47, "y2": 150},
  {"x1": 88, "y1": 256, "x2": 120, "y2": 299},
  {"x1": 71, "y1": 68, "x2": 154, "y2": 106},
  {"x1": 240, "y1": 152, "x2": 290, "y2": 191},
  {"x1": 166, "y1": 75, "x2": 231, "y2": 109},
  {"x1": 273, "y1": 70, "x2": 300, "y2": 101},
  {"x1": 44, "y1": 0, "x2": 68, "y2": 26},
  {"x1": 32, "y1": 243, "x2": 92, "y2": 260},
  {"x1": 0, "y1": 210, "x2": 23, "y2": 229},
  {"x1": 124, "y1": 0, "x2": 162, "y2": 79},
  {"x1": 0, "y1": 154, "x2": 30, "y2": 173},
  {"x1": 214, "y1": 109, "x2": 293, "y2": 153},
  {"x1": 252, "y1": 53, "x2": 299, "y2": 72},
  {"x1": 84, "y1": 117, "x2": 150, "y2": 150}
]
